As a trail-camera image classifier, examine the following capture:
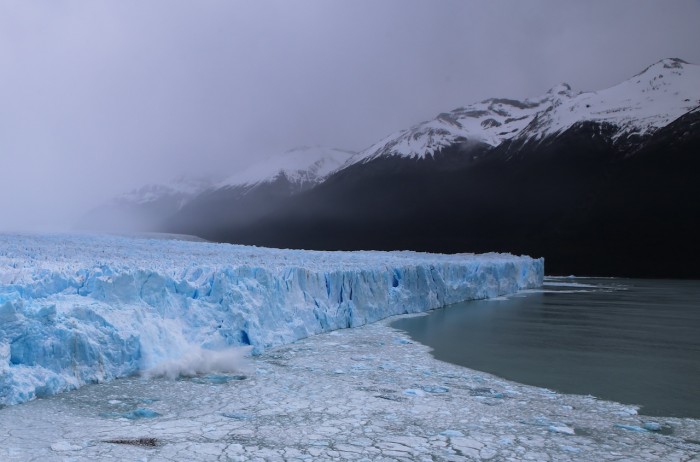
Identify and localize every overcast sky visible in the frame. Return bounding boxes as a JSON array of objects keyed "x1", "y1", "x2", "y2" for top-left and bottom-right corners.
[{"x1": 1, "y1": 0, "x2": 699, "y2": 231}]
